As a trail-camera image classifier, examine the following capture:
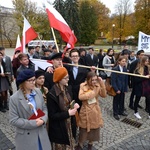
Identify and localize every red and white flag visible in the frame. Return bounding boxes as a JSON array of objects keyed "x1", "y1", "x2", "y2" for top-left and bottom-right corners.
[
  {"x1": 22, "y1": 17, "x2": 38, "y2": 53},
  {"x1": 15, "y1": 34, "x2": 22, "y2": 51},
  {"x1": 45, "y1": 2, "x2": 77, "y2": 47}
]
